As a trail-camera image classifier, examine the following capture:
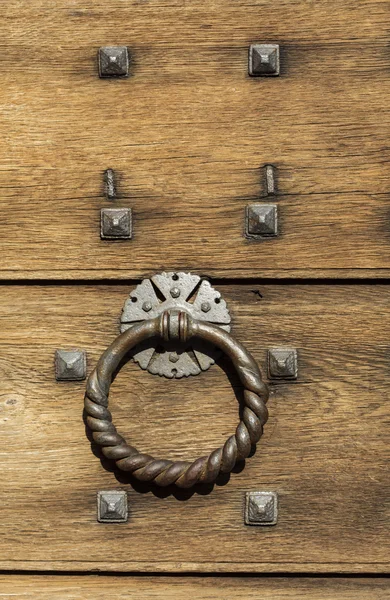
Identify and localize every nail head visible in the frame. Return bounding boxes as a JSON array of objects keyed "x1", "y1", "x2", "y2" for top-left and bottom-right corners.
[
  {"x1": 55, "y1": 349, "x2": 87, "y2": 381},
  {"x1": 246, "y1": 204, "x2": 278, "y2": 238},
  {"x1": 249, "y1": 44, "x2": 280, "y2": 77},
  {"x1": 97, "y1": 490, "x2": 128, "y2": 523},
  {"x1": 98, "y1": 46, "x2": 130, "y2": 78},
  {"x1": 268, "y1": 348, "x2": 298, "y2": 380},
  {"x1": 245, "y1": 491, "x2": 278, "y2": 525},
  {"x1": 101, "y1": 207, "x2": 132, "y2": 240},
  {"x1": 170, "y1": 287, "x2": 181, "y2": 298}
]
